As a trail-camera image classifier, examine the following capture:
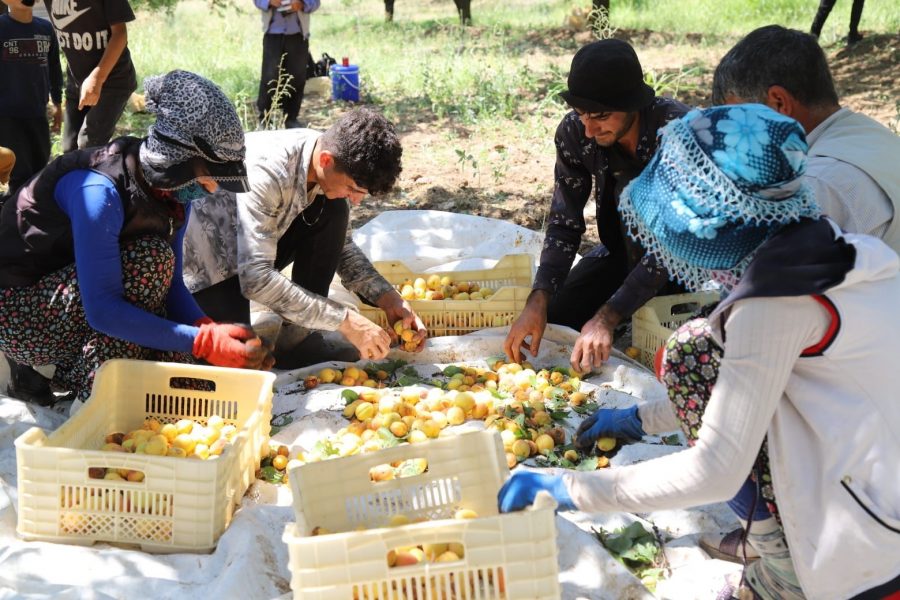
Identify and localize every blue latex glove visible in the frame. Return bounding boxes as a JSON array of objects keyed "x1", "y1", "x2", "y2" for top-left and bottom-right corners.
[
  {"x1": 498, "y1": 471, "x2": 576, "y2": 513},
  {"x1": 574, "y1": 405, "x2": 645, "y2": 450}
]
